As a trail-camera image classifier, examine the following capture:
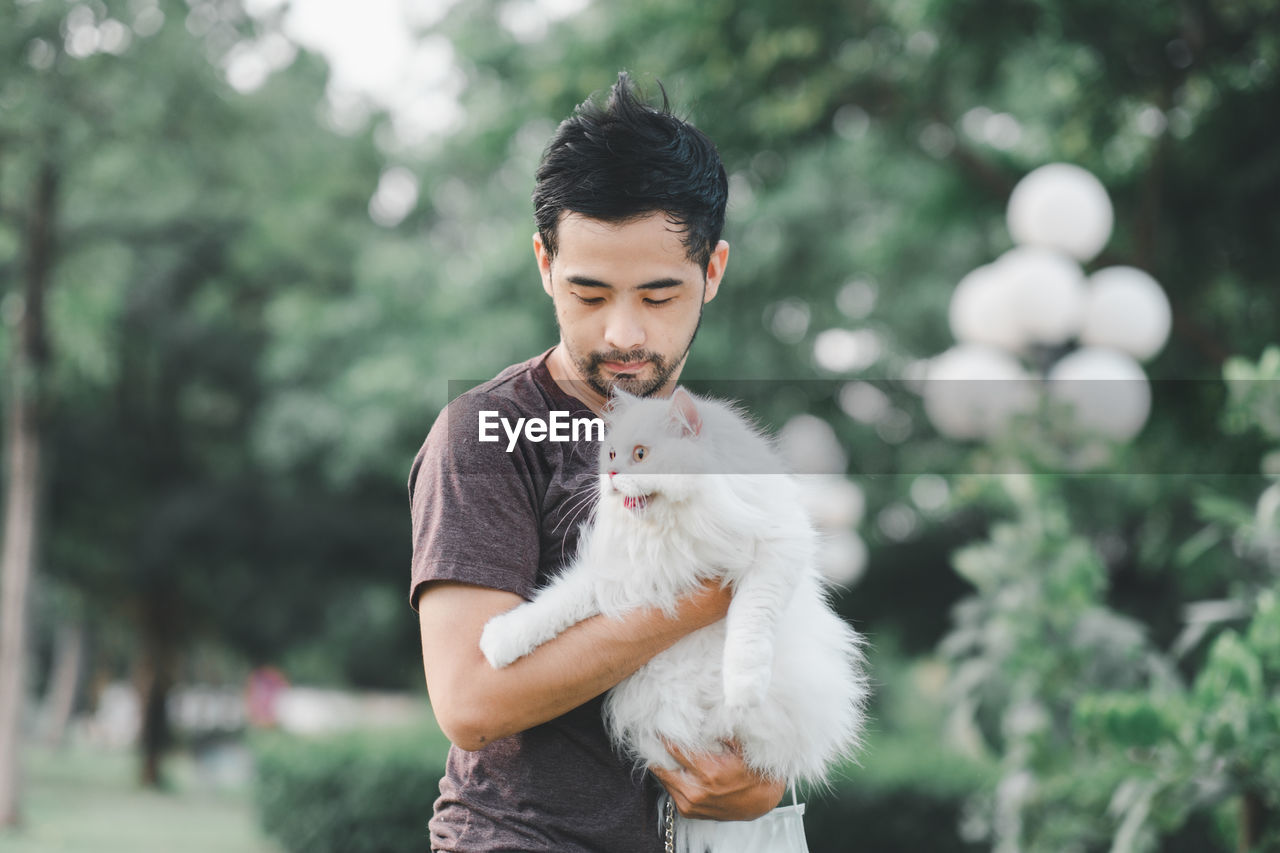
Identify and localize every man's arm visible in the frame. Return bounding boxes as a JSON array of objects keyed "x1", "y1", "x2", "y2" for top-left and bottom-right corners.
[
  {"x1": 417, "y1": 580, "x2": 782, "y2": 820},
  {"x1": 417, "y1": 580, "x2": 730, "y2": 750}
]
